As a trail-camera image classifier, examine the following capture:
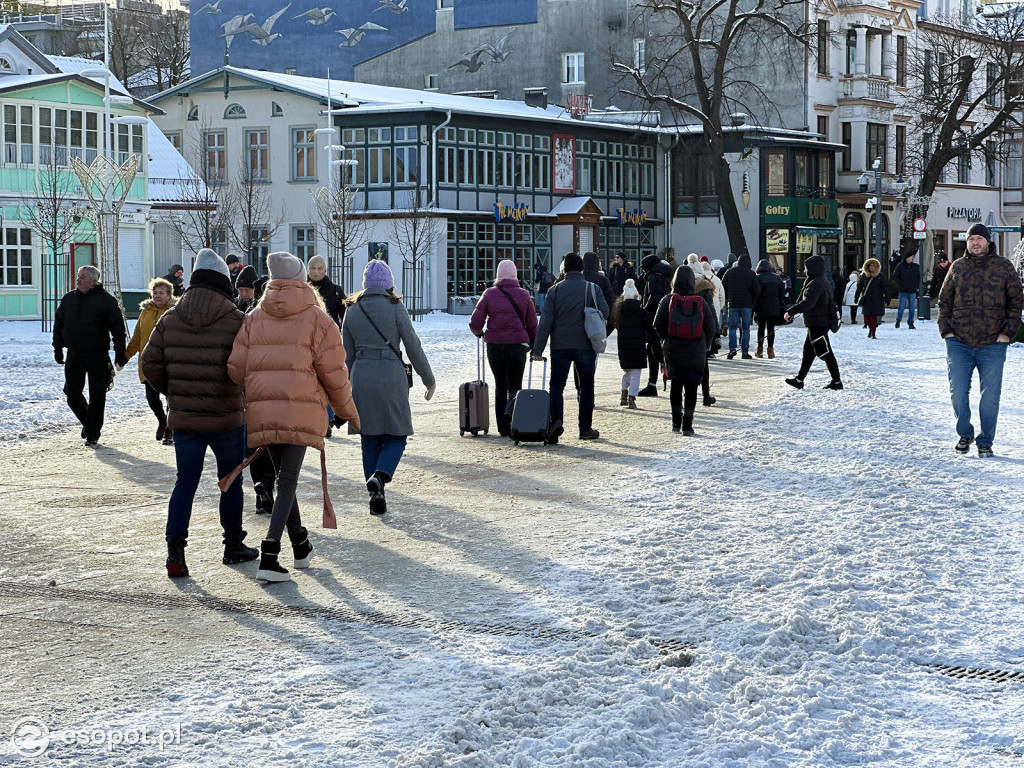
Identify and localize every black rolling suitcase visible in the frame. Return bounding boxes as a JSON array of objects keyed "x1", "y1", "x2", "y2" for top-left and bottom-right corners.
[{"x1": 510, "y1": 357, "x2": 550, "y2": 445}]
